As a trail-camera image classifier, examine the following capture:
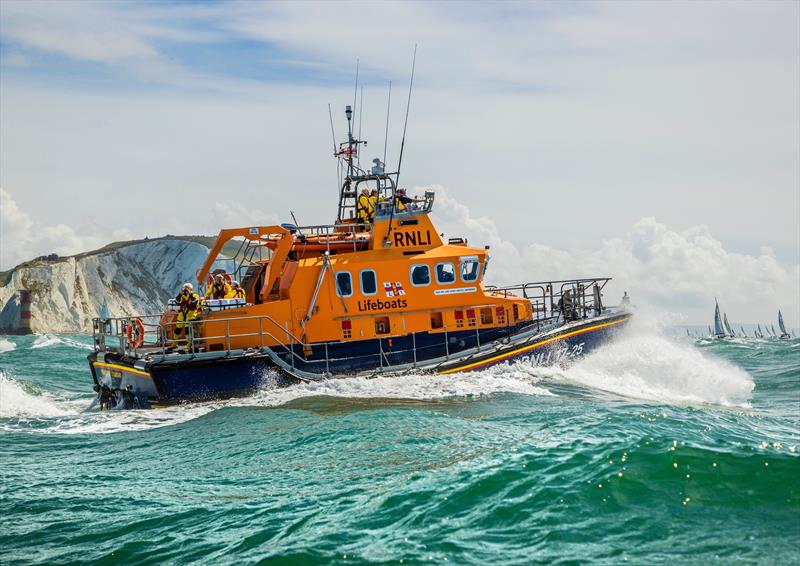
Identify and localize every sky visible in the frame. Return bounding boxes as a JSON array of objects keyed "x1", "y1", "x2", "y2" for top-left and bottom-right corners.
[{"x1": 0, "y1": 0, "x2": 798, "y2": 325}]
